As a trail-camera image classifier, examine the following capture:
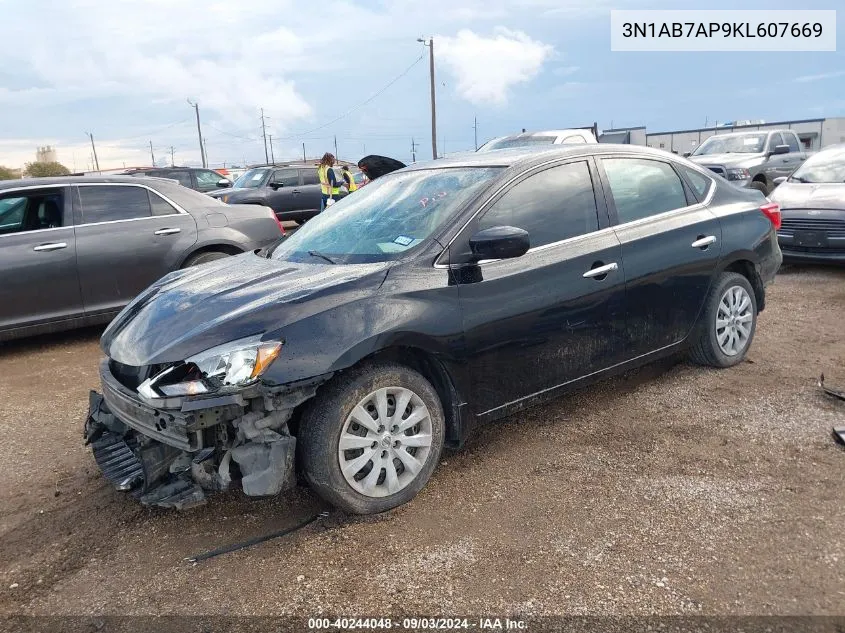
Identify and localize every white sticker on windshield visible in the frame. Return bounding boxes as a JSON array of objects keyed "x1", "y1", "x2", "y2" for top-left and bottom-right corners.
[
  {"x1": 394, "y1": 235, "x2": 414, "y2": 246},
  {"x1": 252, "y1": 172, "x2": 264, "y2": 180},
  {"x1": 743, "y1": 138, "x2": 759, "y2": 145}
]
